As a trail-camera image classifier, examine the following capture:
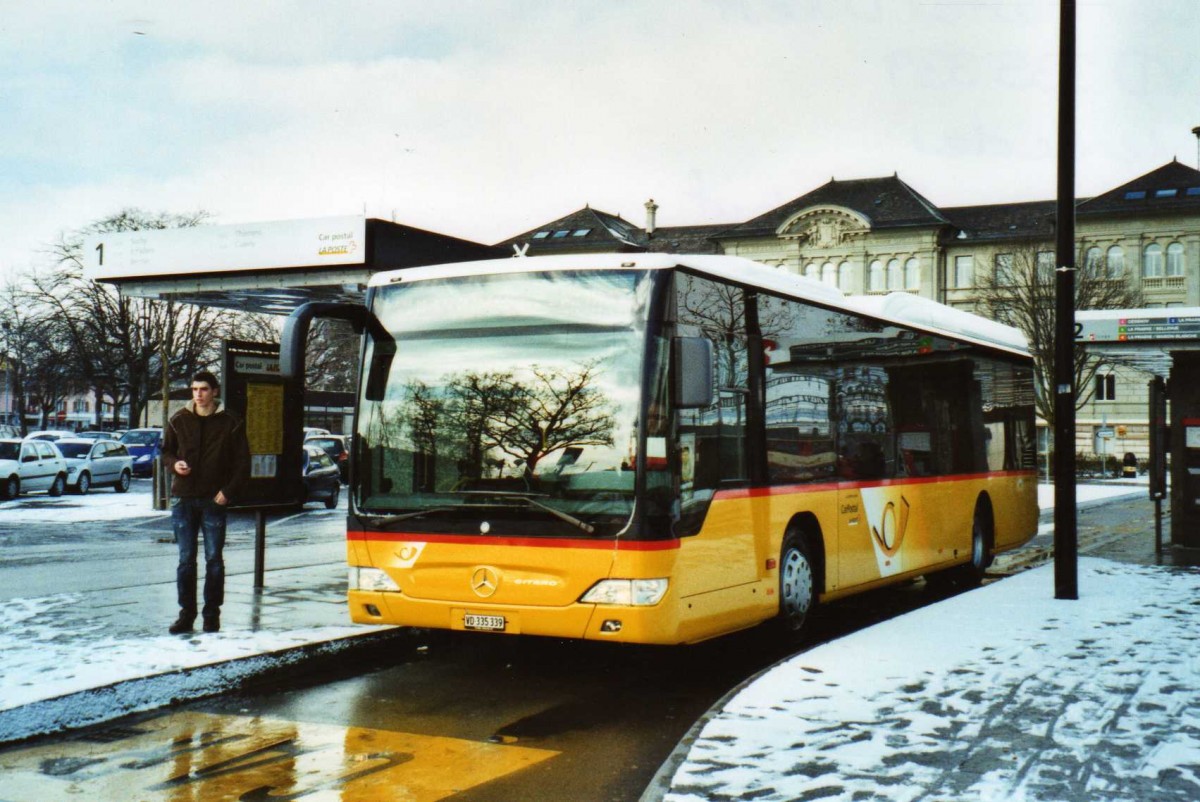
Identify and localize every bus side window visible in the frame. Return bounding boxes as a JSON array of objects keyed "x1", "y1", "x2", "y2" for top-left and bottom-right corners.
[{"x1": 675, "y1": 273, "x2": 750, "y2": 534}]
